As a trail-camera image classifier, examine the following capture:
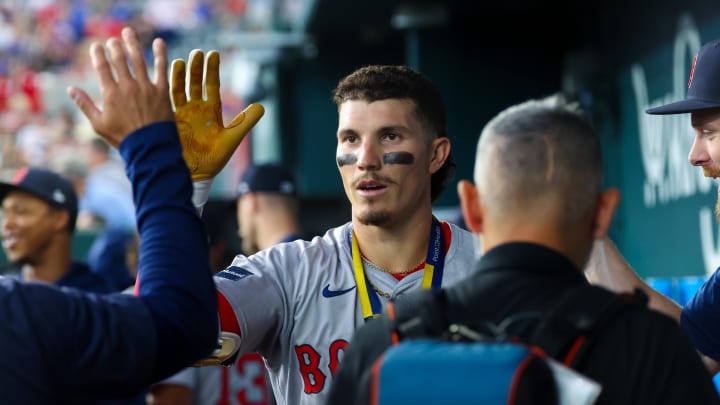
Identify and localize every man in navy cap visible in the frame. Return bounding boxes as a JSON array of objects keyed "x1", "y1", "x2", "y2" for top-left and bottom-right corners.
[
  {"x1": 235, "y1": 163, "x2": 305, "y2": 255},
  {"x1": 0, "y1": 166, "x2": 111, "y2": 293},
  {"x1": 586, "y1": 38, "x2": 720, "y2": 375}
]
